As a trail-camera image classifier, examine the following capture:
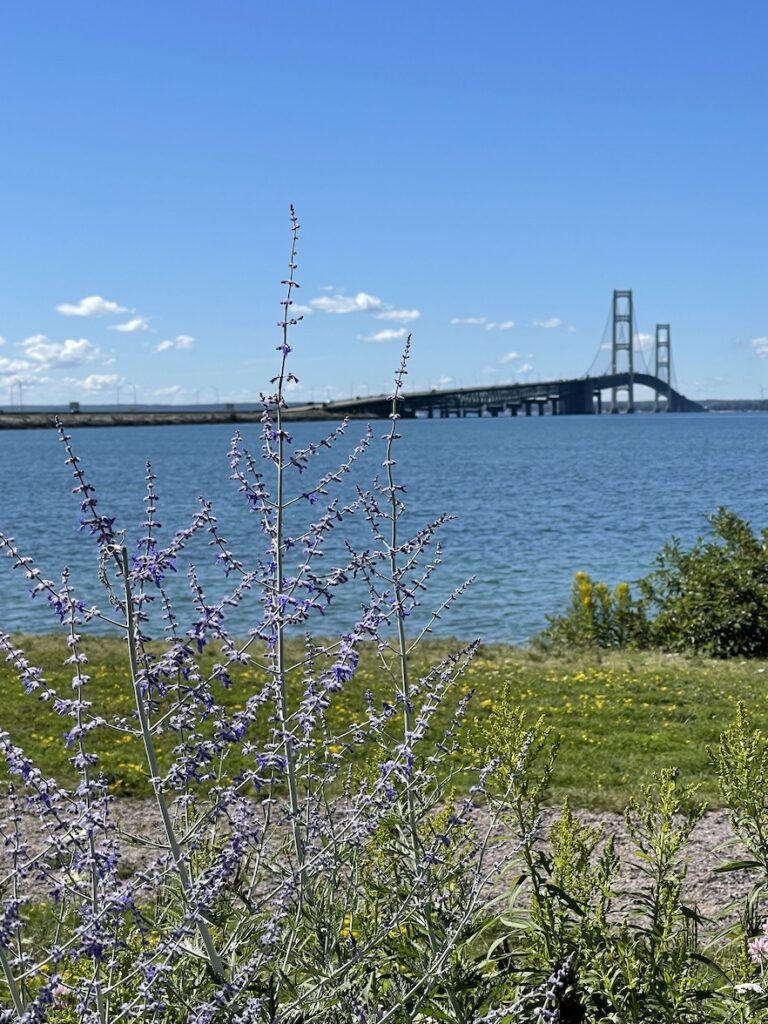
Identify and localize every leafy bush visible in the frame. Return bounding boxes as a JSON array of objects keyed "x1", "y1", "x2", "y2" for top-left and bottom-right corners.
[
  {"x1": 639, "y1": 508, "x2": 768, "y2": 657},
  {"x1": 545, "y1": 509, "x2": 768, "y2": 658}
]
